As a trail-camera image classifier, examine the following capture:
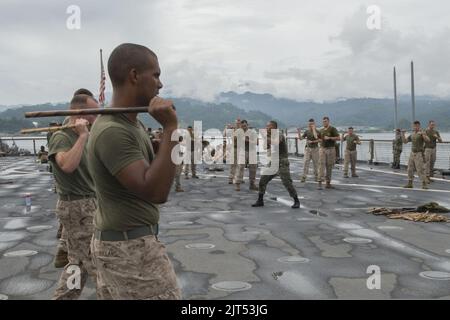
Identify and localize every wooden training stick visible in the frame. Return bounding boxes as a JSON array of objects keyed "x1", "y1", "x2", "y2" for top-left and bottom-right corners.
[
  {"x1": 24, "y1": 105, "x2": 176, "y2": 119},
  {"x1": 20, "y1": 124, "x2": 76, "y2": 134}
]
